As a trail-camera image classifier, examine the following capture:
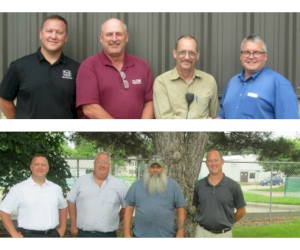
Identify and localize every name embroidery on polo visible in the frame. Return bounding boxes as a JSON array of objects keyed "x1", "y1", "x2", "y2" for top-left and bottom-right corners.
[
  {"x1": 62, "y1": 70, "x2": 73, "y2": 80},
  {"x1": 132, "y1": 79, "x2": 142, "y2": 84}
]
